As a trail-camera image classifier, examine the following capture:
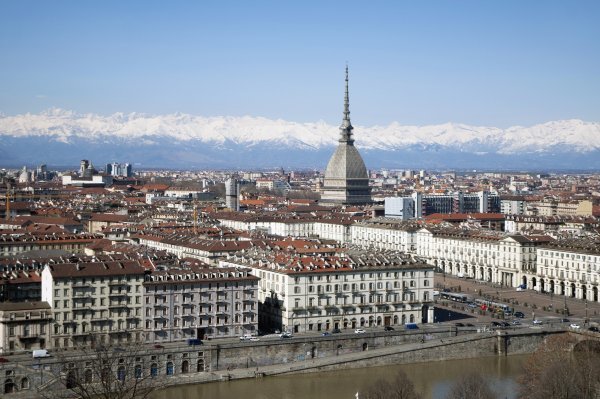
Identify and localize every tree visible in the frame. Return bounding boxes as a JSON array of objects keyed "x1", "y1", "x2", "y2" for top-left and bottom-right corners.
[
  {"x1": 518, "y1": 334, "x2": 600, "y2": 399},
  {"x1": 362, "y1": 369, "x2": 422, "y2": 399},
  {"x1": 39, "y1": 341, "x2": 167, "y2": 399},
  {"x1": 445, "y1": 372, "x2": 497, "y2": 399}
]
